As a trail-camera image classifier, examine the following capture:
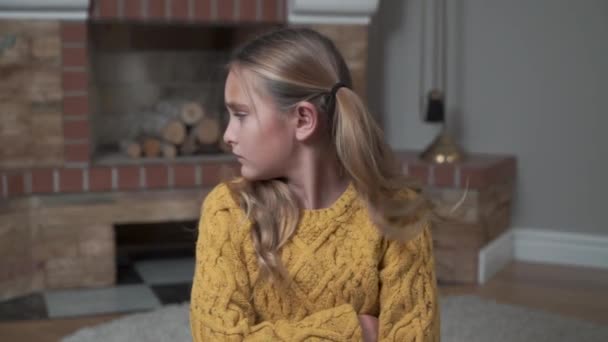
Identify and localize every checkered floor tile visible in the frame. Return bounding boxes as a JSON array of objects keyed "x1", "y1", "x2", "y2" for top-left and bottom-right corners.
[{"x1": 0, "y1": 254, "x2": 195, "y2": 321}]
